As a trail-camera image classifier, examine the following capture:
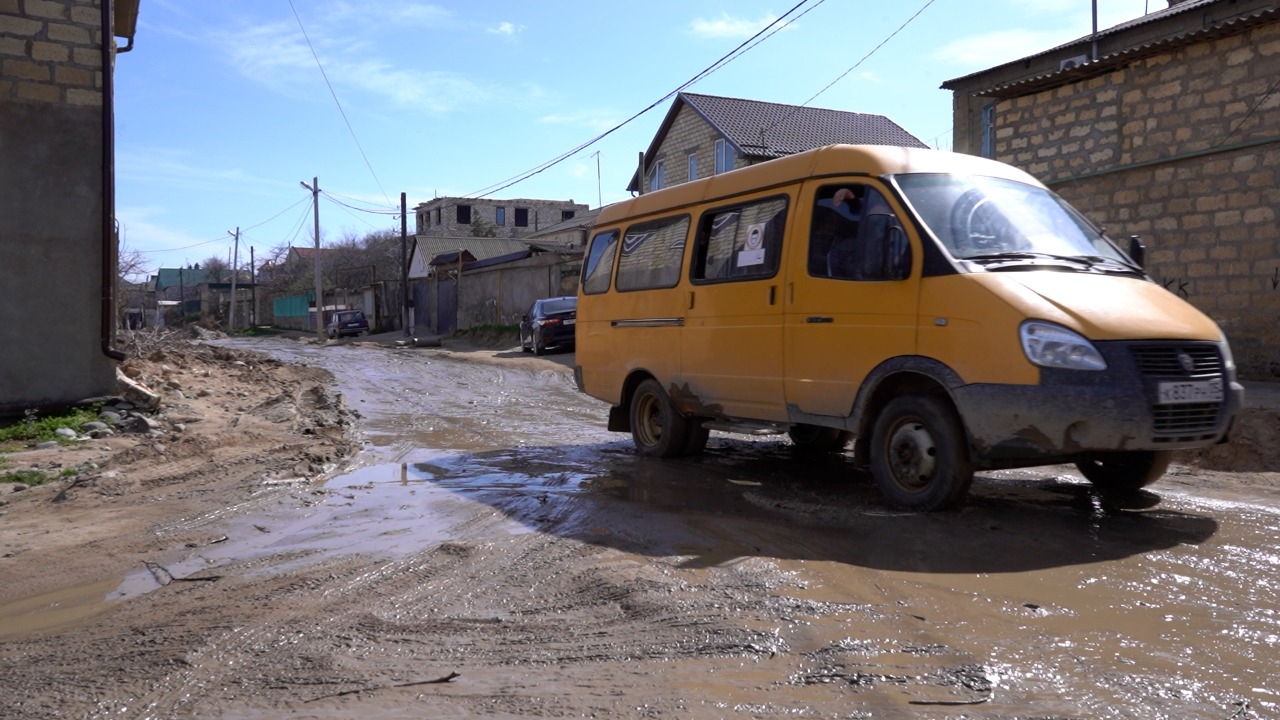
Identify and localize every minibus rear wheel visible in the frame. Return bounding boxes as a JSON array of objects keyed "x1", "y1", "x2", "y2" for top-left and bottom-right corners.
[
  {"x1": 630, "y1": 379, "x2": 692, "y2": 458},
  {"x1": 1074, "y1": 450, "x2": 1172, "y2": 492},
  {"x1": 870, "y1": 395, "x2": 974, "y2": 511}
]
